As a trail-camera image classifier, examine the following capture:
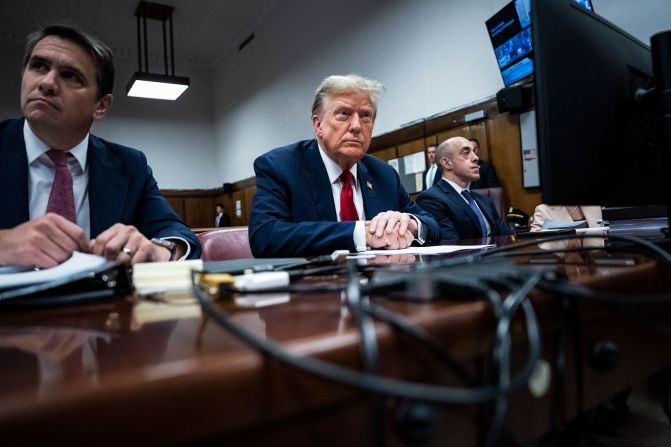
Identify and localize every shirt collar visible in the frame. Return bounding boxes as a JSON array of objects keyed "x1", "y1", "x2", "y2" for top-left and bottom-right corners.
[
  {"x1": 317, "y1": 141, "x2": 358, "y2": 185},
  {"x1": 444, "y1": 178, "x2": 471, "y2": 195},
  {"x1": 24, "y1": 120, "x2": 89, "y2": 171}
]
